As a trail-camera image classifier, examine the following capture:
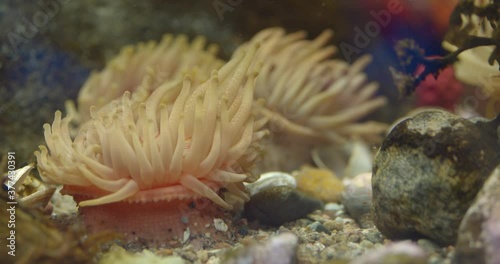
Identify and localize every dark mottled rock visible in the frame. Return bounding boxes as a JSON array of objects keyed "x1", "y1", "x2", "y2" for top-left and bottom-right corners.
[
  {"x1": 454, "y1": 165, "x2": 500, "y2": 264},
  {"x1": 244, "y1": 186, "x2": 323, "y2": 226},
  {"x1": 372, "y1": 110, "x2": 500, "y2": 245}
]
